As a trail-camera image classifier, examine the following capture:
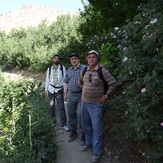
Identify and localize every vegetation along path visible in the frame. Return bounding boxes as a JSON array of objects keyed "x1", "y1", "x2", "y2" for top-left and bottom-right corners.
[{"x1": 3, "y1": 71, "x2": 108, "y2": 163}]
